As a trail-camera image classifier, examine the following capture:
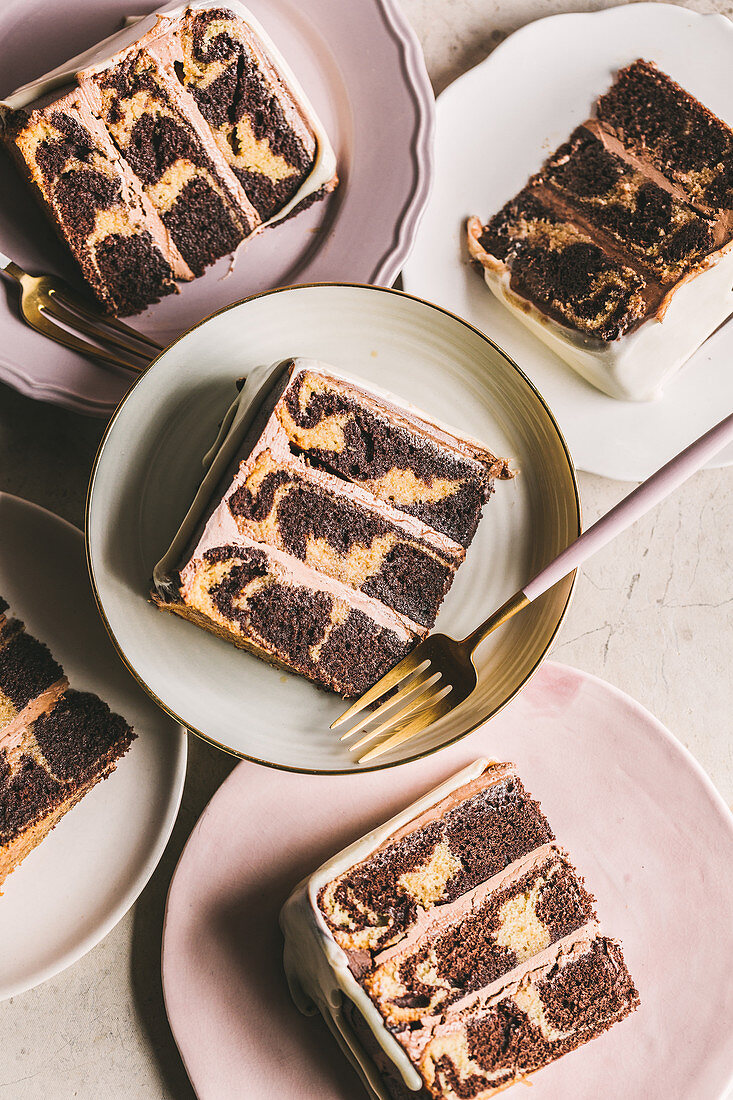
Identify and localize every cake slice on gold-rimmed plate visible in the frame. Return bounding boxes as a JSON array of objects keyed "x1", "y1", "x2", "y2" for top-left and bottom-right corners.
[
  {"x1": 151, "y1": 357, "x2": 512, "y2": 697},
  {"x1": 86, "y1": 283, "x2": 579, "y2": 772}
]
